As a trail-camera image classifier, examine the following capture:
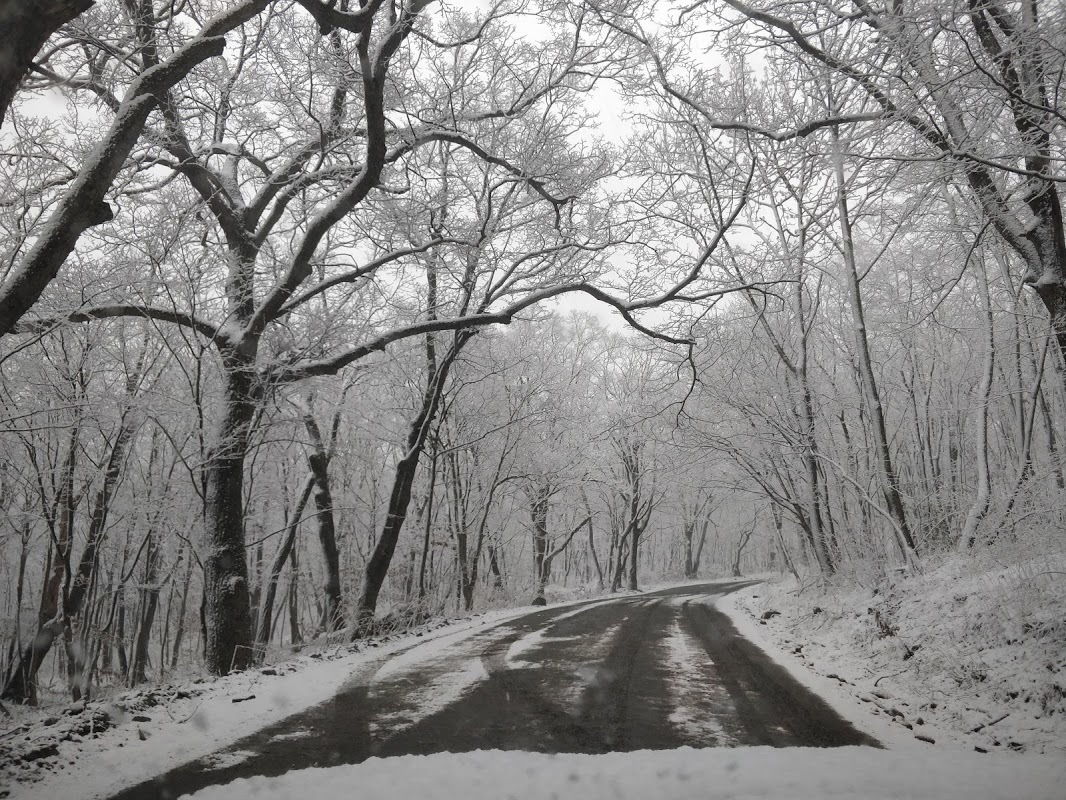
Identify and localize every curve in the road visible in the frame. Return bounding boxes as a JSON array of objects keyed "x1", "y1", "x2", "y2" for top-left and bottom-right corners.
[{"x1": 109, "y1": 581, "x2": 878, "y2": 800}]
